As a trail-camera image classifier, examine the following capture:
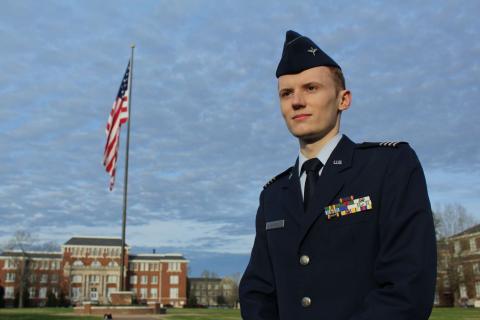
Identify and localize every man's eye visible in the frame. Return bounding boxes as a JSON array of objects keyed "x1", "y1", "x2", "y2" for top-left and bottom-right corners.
[
  {"x1": 280, "y1": 91, "x2": 292, "y2": 97},
  {"x1": 307, "y1": 86, "x2": 317, "y2": 92}
]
